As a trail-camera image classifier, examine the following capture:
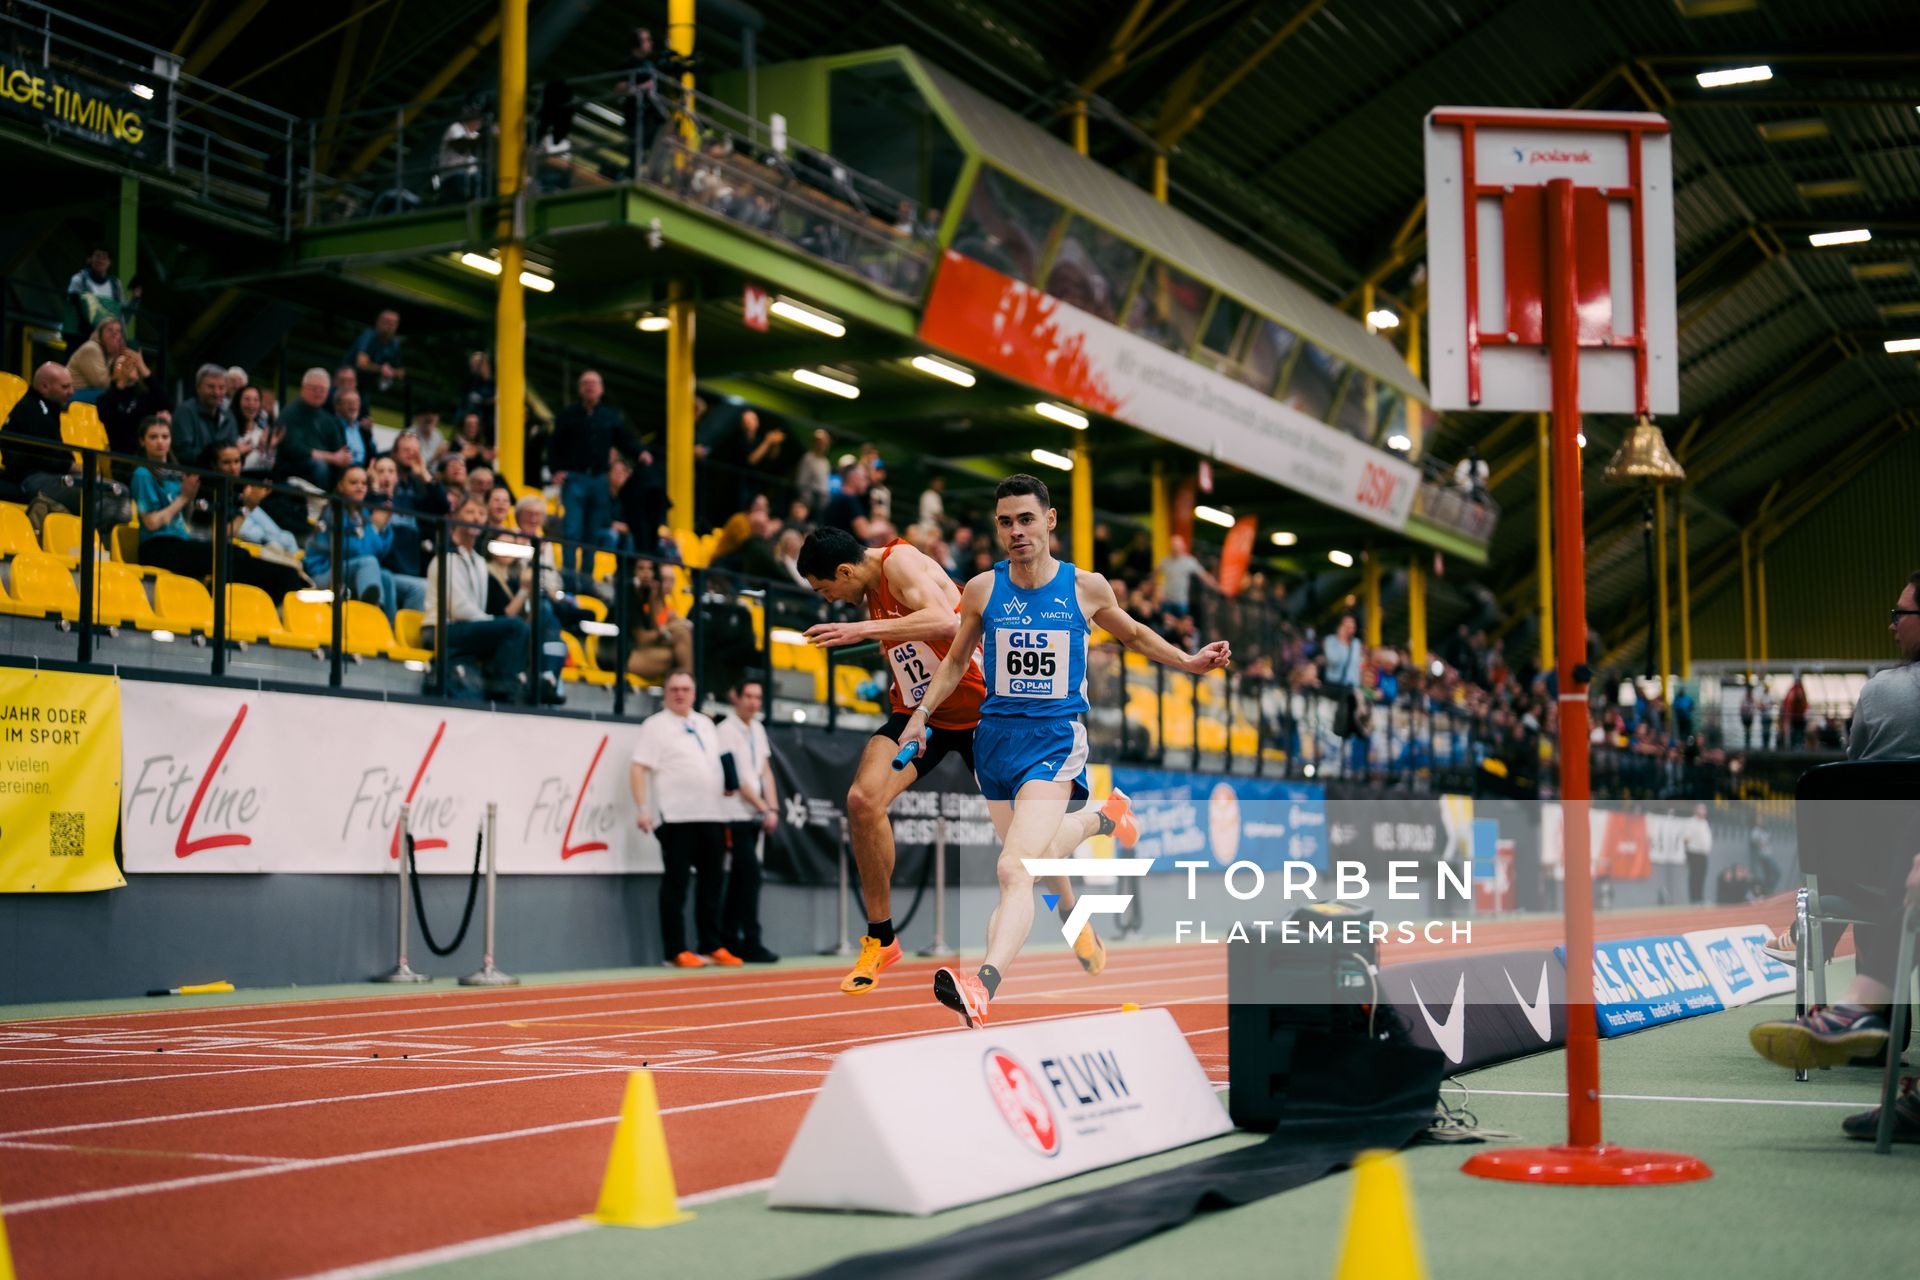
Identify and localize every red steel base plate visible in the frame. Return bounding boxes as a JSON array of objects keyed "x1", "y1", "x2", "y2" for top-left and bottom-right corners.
[{"x1": 1461, "y1": 1144, "x2": 1712, "y2": 1186}]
